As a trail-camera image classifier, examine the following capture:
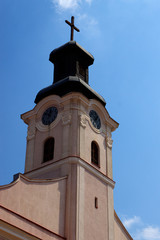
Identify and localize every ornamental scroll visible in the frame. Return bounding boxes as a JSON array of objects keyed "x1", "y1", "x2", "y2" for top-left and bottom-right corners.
[
  {"x1": 27, "y1": 119, "x2": 36, "y2": 140},
  {"x1": 106, "y1": 134, "x2": 113, "y2": 149},
  {"x1": 79, "y1": 114, "x2": 87, "y2": 128},
  {"x1": 62, "y1": 113, "x2": 72, "y2": 126}
]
